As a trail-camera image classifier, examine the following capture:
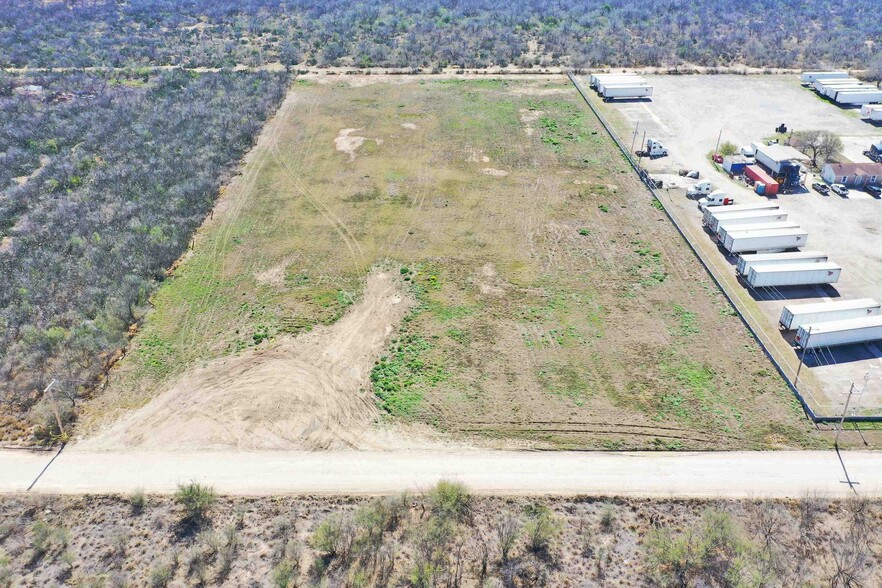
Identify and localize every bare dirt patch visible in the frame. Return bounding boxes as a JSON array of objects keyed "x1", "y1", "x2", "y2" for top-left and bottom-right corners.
[
  {"x1": 334, "y1": 128, "x2": 367, "y2": 160},
  {"x1": 481, "y1": 167, "x2": 509, "y2": 176},
  {"x1": 81, "y1": 271, "x2": 416, "y2": 450}
]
